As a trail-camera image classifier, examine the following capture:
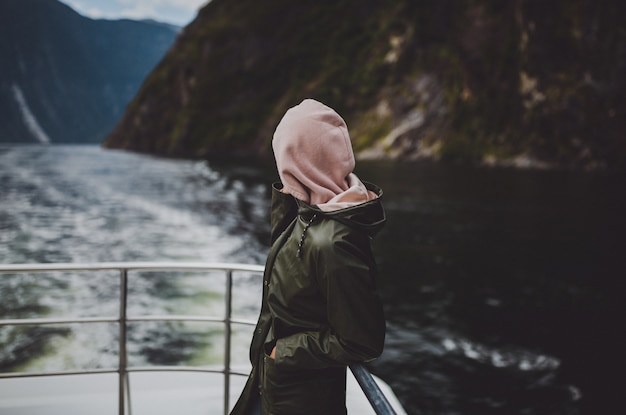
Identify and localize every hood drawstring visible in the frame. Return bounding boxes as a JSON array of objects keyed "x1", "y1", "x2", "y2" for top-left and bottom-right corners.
[{"x1": 296, "y1": 214, "x2": 317, "y2": 259}]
